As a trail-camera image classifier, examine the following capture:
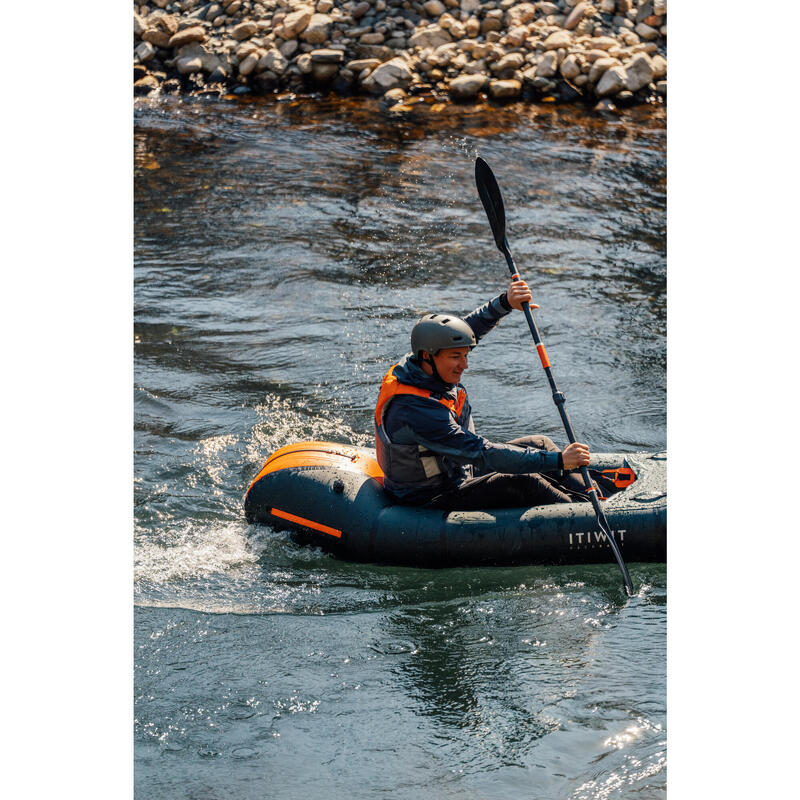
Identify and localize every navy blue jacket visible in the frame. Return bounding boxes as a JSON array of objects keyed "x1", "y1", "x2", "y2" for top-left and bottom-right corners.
[{"x1": 380, "y1": 293, "x2": 561, "y2": 502}]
